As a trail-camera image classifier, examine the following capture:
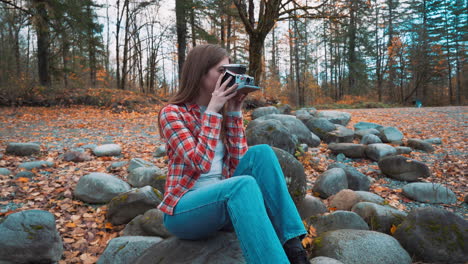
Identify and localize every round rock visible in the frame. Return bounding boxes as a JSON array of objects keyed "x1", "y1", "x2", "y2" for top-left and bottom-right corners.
[
  {"x1": 328, "y1": 143, "x2": 366, "y2": 159},
  {"x1": 74, "y1": 172, "x2": 131, "y2": 203},
  {"x1": 312, "y1": 168, "x2": 348, "y2": 199},
  {"x1": 312, "y1": 229, "x2": 411, "y2": 264},
  {"x1": 93, "y1": 144, "x2": 122, "y2": 157},
  {"x1": 6, "y1": 143, "x2": 40, "y2": 156},
  {"x1": 272, "y1": 147, "x2": 307, "y2": 204},
  {"x1": 251, "y1": 106, "x2": 279, "y2": 120},
  {"x1": 297, "y1": 194, "x2": 327, "y2": 220},
  {"x1": 365, "y1": 143, "x2": 396, "y2": 161},
  {"x1": 98, "y1": 236, "x2": 163, "y2": 264},
  {"x1": 402, "y1": 182, "x2": 457, "y2": 204},
  {"x1": 351, "y1": 202, "x2": 407, "y2": 233},
  {"x1": 246, "y1": 119, "x2": 297, "y2": 155},
  {"x1": 378, "y1": 155, "x2": 431, "y2": 181},
  {"x1": 307, "y1": 210, "x2": 369, "y2": 235}
]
